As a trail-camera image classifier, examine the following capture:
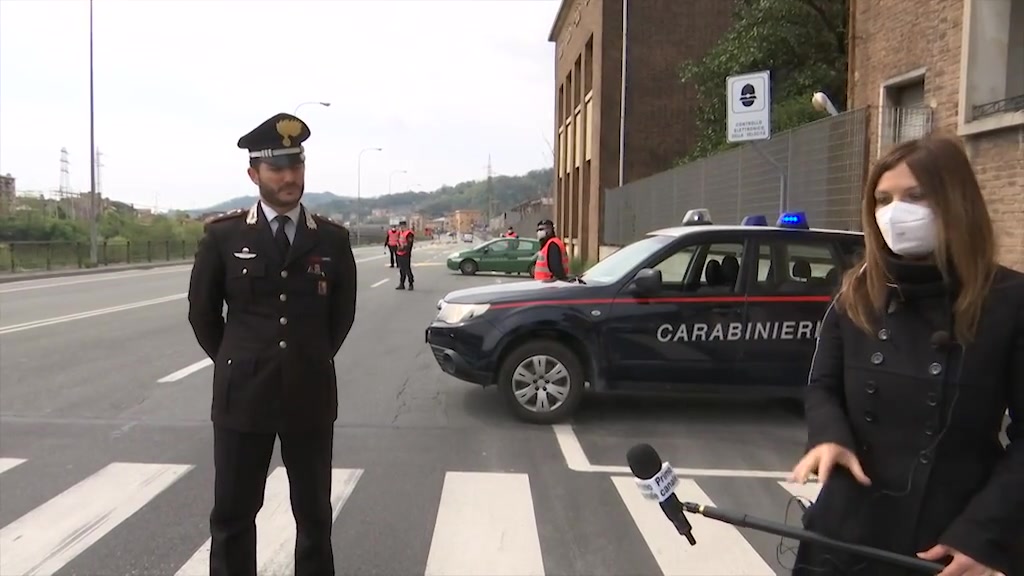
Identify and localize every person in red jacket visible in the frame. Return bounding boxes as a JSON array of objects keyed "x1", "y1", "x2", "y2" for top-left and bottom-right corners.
[
  {"x1": 395, "y1": 220, "x2": 415, "y2": 290},
  {"x1": 504, "y1": 226, "x2": 518, "y2": 238},
  {"x1": 533, "y1": 219, "x2": 568, "y2": 282},
  {"x1": 384, "y1": 225, "x2": 399, "y2": 268}
]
